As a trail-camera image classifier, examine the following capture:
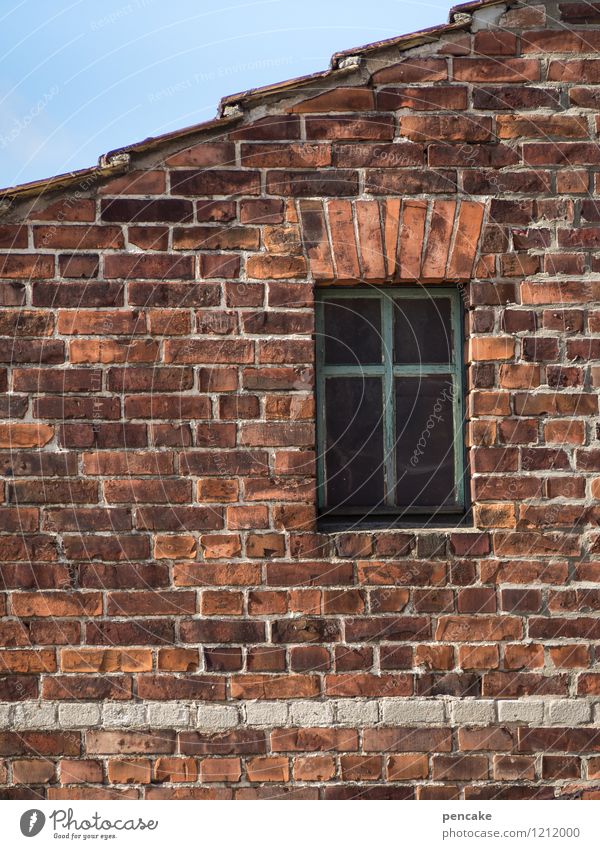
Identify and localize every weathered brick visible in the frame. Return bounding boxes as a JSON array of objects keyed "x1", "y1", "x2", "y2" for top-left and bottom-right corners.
[
  {"x1": 454, "y1": 58, "x2": 540, "y2": 81},
  {"x1": 399, "y1": 116, "x2": 492, "y2": 142},
  {"x1": 2, "y1": 8, "x2": 600, "y2": 799}
]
